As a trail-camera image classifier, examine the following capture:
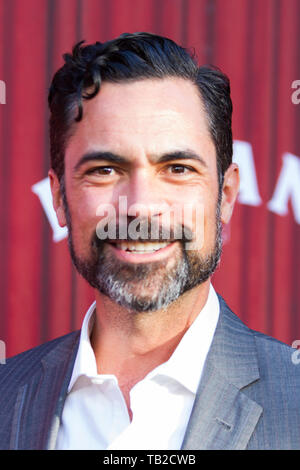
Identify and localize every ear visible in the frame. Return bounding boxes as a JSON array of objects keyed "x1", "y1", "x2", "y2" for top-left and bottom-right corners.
[
  {"x1": 48, "y1": 169, "x2": 67, "y2": 227},
  {"x1": 220, "y1": 163, "x2": 240, "y2": 224}
]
